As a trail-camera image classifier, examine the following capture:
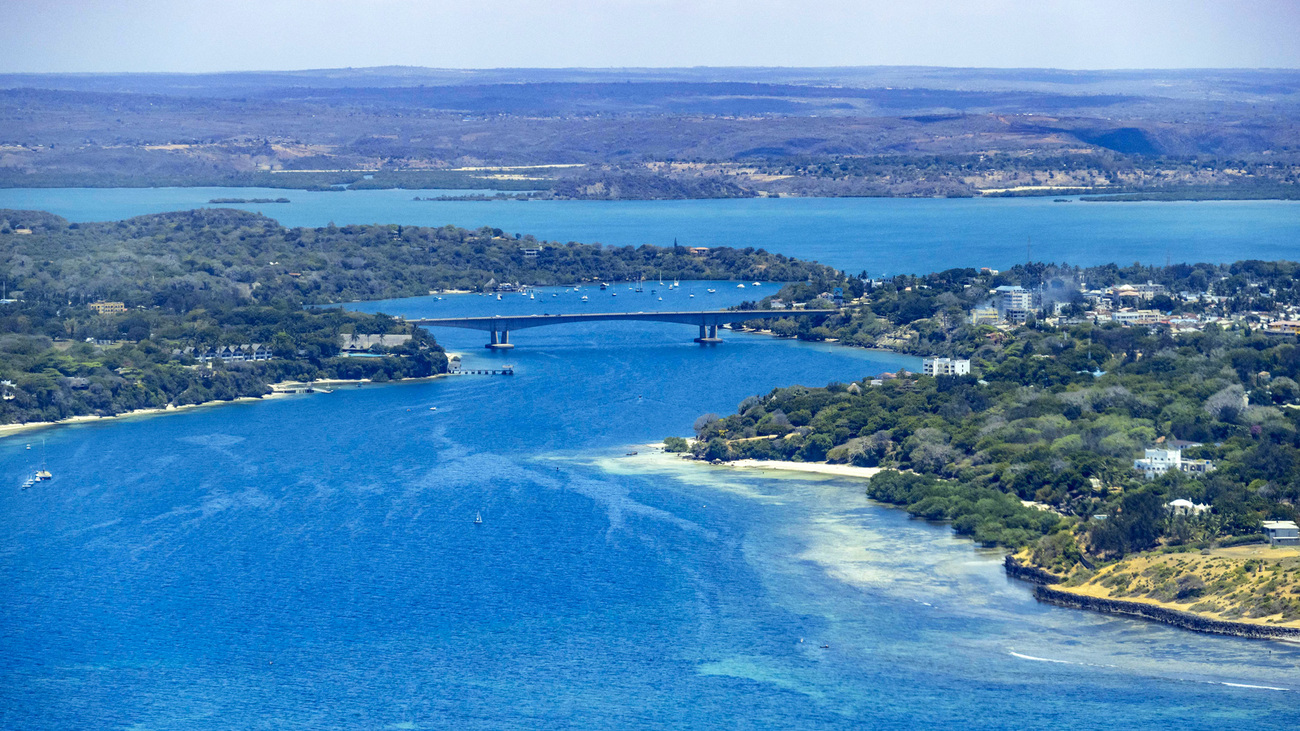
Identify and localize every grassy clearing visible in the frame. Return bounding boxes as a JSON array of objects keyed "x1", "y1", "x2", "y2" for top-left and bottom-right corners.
[{"x1": 1049, "y1": 545, "x2": 1300, "y2": 627}]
